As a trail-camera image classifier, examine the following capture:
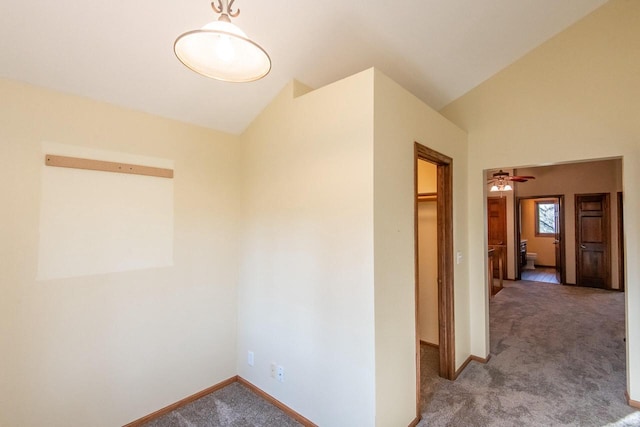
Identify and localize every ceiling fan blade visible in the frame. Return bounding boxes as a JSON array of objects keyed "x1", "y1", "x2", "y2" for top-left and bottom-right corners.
[{"x1": 489, "y1": 170, "x2": 535, "y2": 183}]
